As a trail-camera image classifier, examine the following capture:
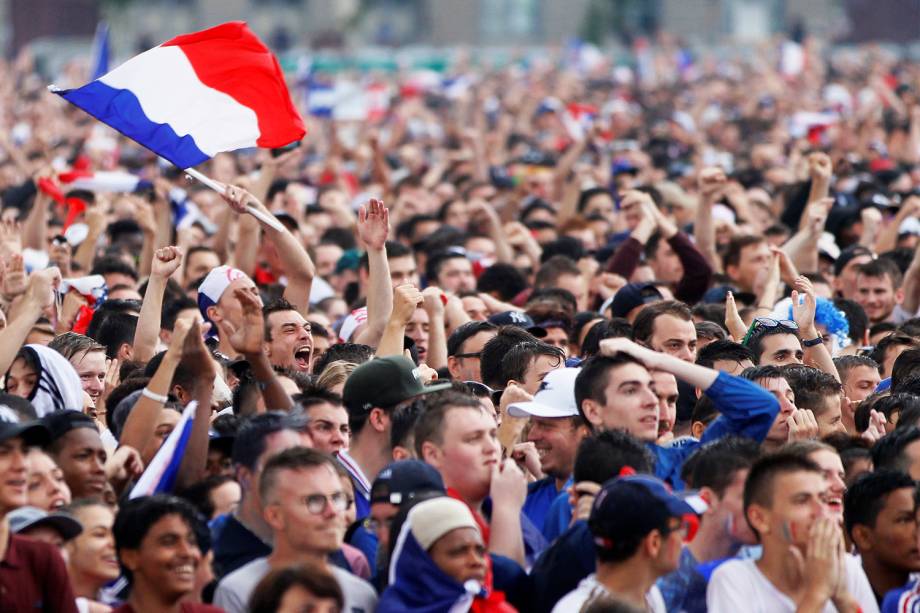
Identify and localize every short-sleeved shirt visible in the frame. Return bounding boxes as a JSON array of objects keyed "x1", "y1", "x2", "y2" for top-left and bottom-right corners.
[
  {"x1": 552, "y1": 574, "x2": 666, "y2": 613},
  {"x1": 707, "y1": 556, "x2": 879, "y2": 613},
  {"x1": 1, "y1": 534, "x2": 78, "y2": 613},
  {"x1": 214, "y1": 557, "x2": 378, "y2": 613}
]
